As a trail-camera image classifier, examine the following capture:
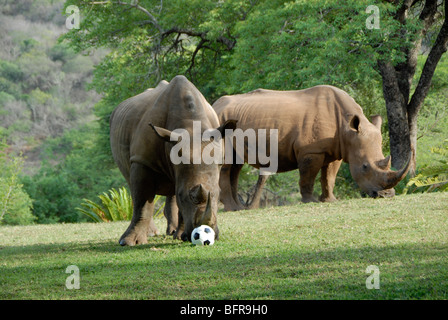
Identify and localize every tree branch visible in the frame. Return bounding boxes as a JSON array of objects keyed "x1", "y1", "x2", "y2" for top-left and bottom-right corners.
[
  {"x1": 89, "y1": 0, "x2": 236, "y2": 84},
  {"x1": 186, "y1": 37, "x2": 209, "y2": 77},
  {"x1": 394, "y1": 0, "x2": 438, "y2": 104},
  {"x1": 217, "y1": 35, "x2": 237, "y2": 51},
  {"x1": 162, "y1": 27, "x2": 207, "y2": 40},
  {"x1": 408, "y1": 0, "x2": 448, "y2": 121},
  {"x1": 395, "y1": 0, "x2": 417, "y2": 24},
  {"x1": 89, "y1": 1, "x2": 163, "y2": 33}
]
